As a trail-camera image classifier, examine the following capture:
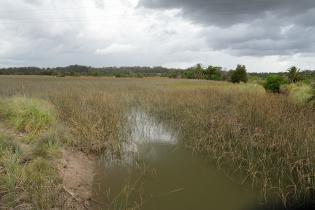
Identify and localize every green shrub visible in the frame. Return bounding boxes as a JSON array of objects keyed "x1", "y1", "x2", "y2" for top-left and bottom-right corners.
[
  {"x1": 0, "y1": 97, "x2": 56, "y2": 137},
  {"x1": 264, "y1": 75, "x2": 287, "y2": 93},
  {"x1": 207, "y1": 66, "x2": 222, "y2": 81},
  {"x1": 230, "y1": 65, "x2": 248, "y2": 83}
]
